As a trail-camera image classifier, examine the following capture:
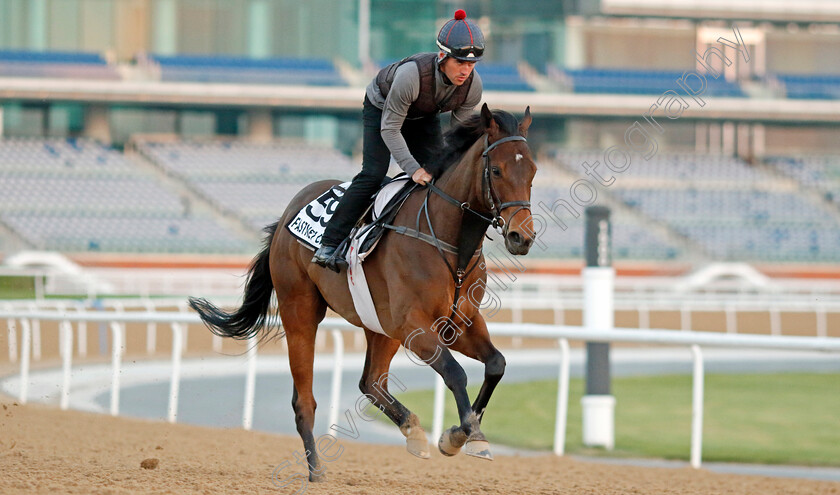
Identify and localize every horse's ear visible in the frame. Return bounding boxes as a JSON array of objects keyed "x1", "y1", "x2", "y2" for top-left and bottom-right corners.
[
  {"x1": 519, "y1": 106, "x2": 532, "y2": 137},
  {"x1": 480, "y1": 103, "x2": 500, "y2": 139}
]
